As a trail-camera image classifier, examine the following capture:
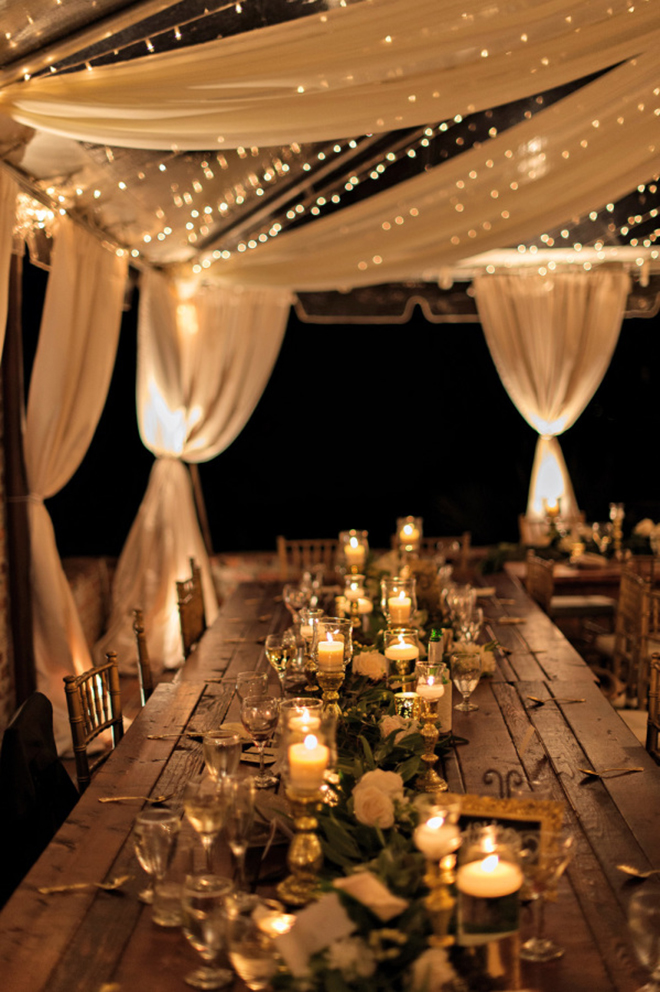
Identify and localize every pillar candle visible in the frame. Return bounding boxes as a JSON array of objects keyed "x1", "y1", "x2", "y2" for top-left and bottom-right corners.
[
  {"x1": 317, "y1": 639, "x2": 344, "y2": 671},
  {"x1": 388, "y1": 594, "x2": 412, "y2": 624},
  {"x1": 456, "y1": 856, "x2": 523, "y2": 898},
  {"x1": 288, "y1": 734, "x2": 329, "y2": 791}
]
